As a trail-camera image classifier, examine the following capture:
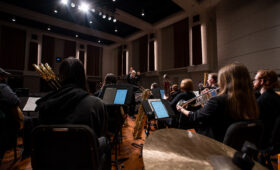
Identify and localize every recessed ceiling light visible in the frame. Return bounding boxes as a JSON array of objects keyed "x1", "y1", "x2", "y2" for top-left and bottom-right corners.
[
  {"x1": 78, "y1": 2, "x2": 89, "y2": 13},
  {"x1": 98, "y1": 40, "x2": 101, "y2": 43},
  {"x1": 114, "y1": 29, "x2": 118, "y2": 32},
  {"x1": 102, "y1": 14, "x2": 106, "y2": 19},
  {"x1": 108, "y1": 16, "x2": 112, "y2": 21},
  {"x1": 54, "y1": 10, "x2": 58, "y2": 13},
  {"x1": 47, "y1": 27, "x2": 51, "y2": 31},
  {"x1": 112, "y1": 0, "x2": 116, "y2": 2},
  {"x1": 12, "y1": 18, "x2": 16, "y2": 22},
  {"x1": 141, "y1": 9, "x2": 145, "y2": 16},
  {"x1": 113, "y1": 18, "x2": 117, "y2": 23},
  {"x1": 89, "y1": 20, "x2": 93, "y2": 24},
  {"x1": 91, "y1": 8, "x2": 95, "y2": 13},
  {"x1": 75, "y1": 34, "x2": 79, "y2": 38},
  {"x1": 60, "y1": 0, "x2": 68, "y2": 5},
  {"x1": 99, "y1": 12, "x2": 102, "y2": 16},
  {"x1": 71, "y1": 2, "x2": 76, "y2": 8}
]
